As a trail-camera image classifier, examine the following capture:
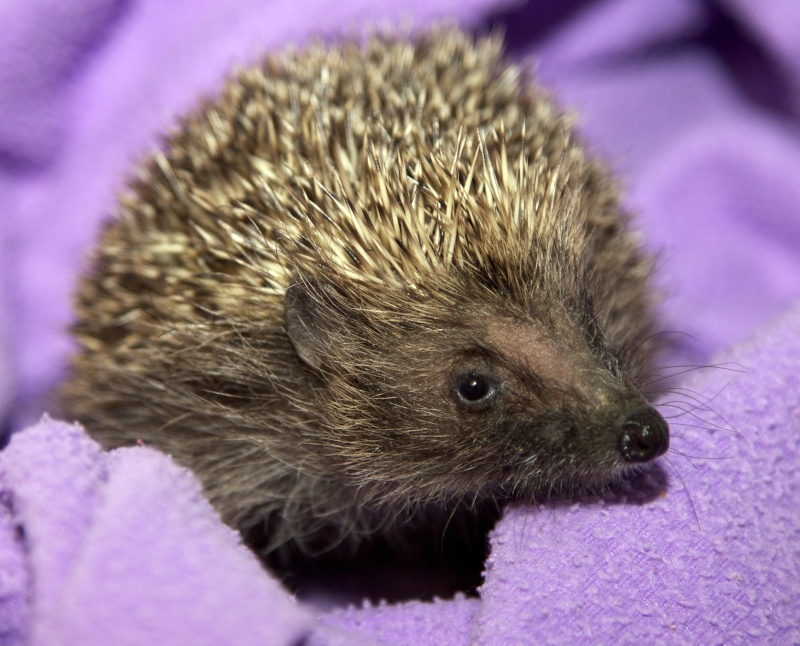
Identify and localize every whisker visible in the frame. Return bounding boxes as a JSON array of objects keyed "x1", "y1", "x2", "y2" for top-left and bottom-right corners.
[
  {"x1": 663, "y1": 422, "x2": 733, "y2": 433},
  {"x1": 659, "y1": 404, "x2": 739, "y2": 435},
  {"x1": 440, "y1": 494, "x2": 468, "y2": 557},
  {"x1": 663, "y1": 455, "x2": 700, "y2": 528},
  {"x1": 670, "y1": 449, "x2": 732, "y2": 461},
  {"x1": 643, "y1": 362, "x2": 746, "y2": 388},
  {"x1": 659, "y1": 407, "x2": 740, "y2": 437},
  {"x1": 628, "y1": 330, "x2": 697, "y2": 361},
  {"x1": 668, "y1": 448, "x2": 699, "y2": 469}
]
